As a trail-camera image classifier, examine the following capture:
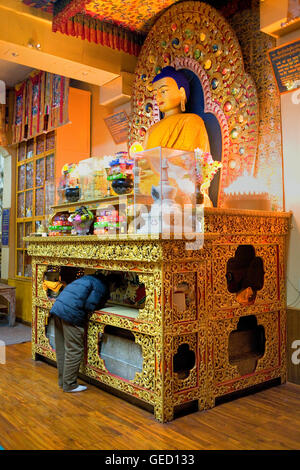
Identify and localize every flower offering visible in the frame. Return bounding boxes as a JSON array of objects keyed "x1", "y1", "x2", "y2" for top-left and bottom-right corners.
[{"x1": 194, "y1": 148, "x2": 222, "y2": 191}]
